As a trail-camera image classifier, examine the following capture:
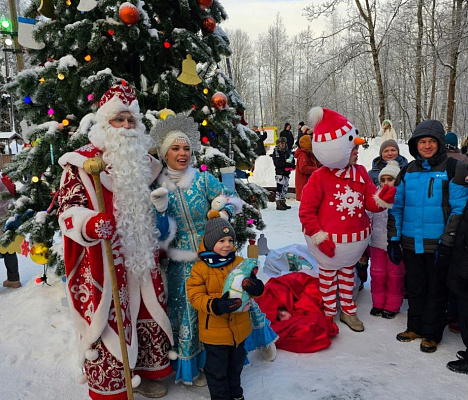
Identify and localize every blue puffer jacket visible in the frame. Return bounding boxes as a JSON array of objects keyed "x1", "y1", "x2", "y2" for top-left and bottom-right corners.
[{"x1": 388, "y1": 120, "x2": 468, "y2": 254}]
